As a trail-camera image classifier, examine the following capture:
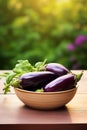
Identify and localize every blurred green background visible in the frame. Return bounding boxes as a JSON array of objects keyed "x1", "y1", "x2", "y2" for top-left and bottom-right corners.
[{"x1": 0, "y1": 0, "x2": 87, "y2": 70}]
